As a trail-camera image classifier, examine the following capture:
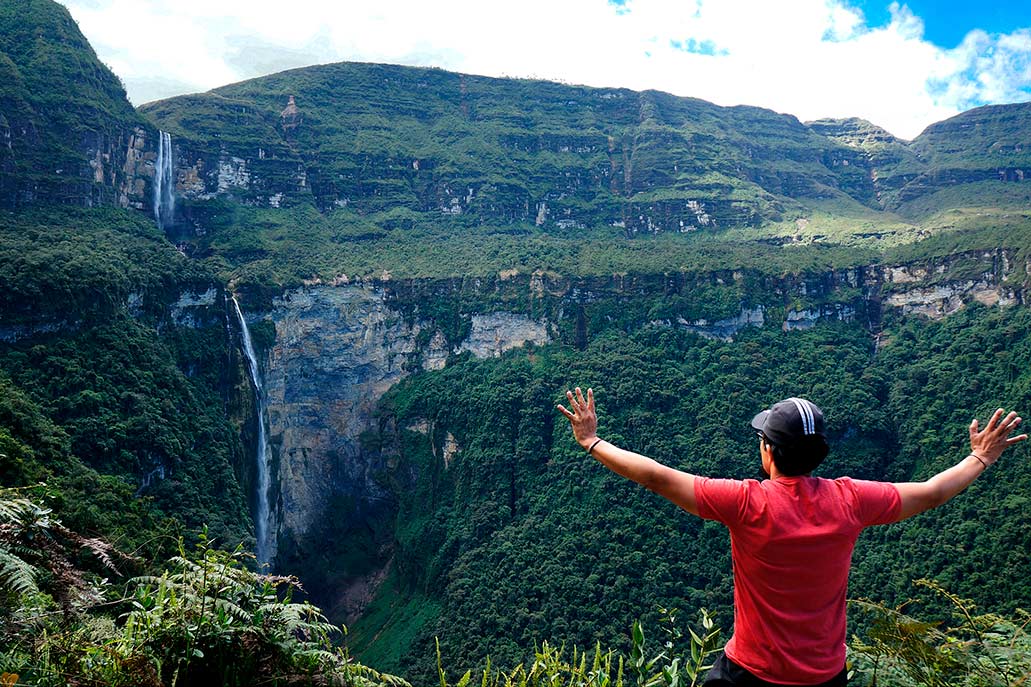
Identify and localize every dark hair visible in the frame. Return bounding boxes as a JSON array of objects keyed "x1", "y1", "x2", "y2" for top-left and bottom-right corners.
[{"x1": 764, "y1": 434, "x2": 829, "y2": 476}]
